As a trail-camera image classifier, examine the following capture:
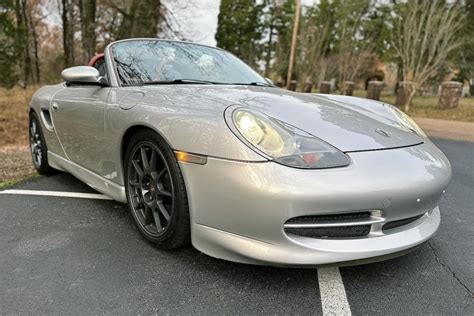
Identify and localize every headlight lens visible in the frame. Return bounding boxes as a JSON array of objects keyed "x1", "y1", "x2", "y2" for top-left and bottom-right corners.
[
  {"x1": 389, "y1": 106, "x2": 427, "y2": 138},
  {"x1": 232, "y1": 109, "x2": 350, "y2": 169}
]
